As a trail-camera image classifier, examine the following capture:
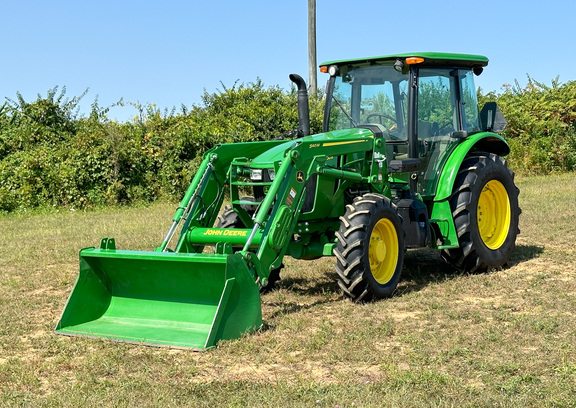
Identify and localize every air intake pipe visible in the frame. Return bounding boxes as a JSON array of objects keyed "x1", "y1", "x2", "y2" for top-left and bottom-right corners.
[{"x1": 289, "y1": 74, "x2": 311, "y2": 137}]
